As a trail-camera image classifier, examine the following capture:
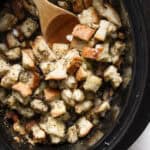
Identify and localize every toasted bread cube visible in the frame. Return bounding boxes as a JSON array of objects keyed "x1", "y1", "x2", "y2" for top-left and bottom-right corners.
[
  {"x1": 50, "y1": 135, "x2": 62, "y2": 144},
  {"x1": 61, "y1": 89, "x2": 75, "y2": 107},
  {"x1": 31, "y1": 124, "x2": 46, "y2": 143},
  {"x1": 94, "y1": 20, "x2": 110, "y2": 41},
  {"x1": 20, "y1": 18, "x2": 38, "y2": 38},
  {"x1": 72, "y1": 89, "x2": 85, "y2": 102},
  {"x1": 76, "y1": 67, "x2": 88, "y2": 81},
  {"x1": 71, "y1": 38, "x2": 88, "y2": 50},
  {"x1": 73, "y1": 0, "x2": 84, "y2": 13},
  {"x1": 67, "y1": 125, "x2": 78, "y2": 143},
  {"x1": 60, "y1": 76, "x2": 77, "y2": 89},
  {"x1": 0, "y1": 13, "x2": 17, "y2": 32},
  {"x1": 32, "y1": 36, "x2": 56, "y2": 62},
  {"x1": 6, "y1": 33, "x2": 20, "y2": 48},
  {"x1": 22, "y1": 49, "x2": 35, "y2": 69},
  {"x1": 83, "y1": 75, "x2": 102, "y2": 92},
  {"x1": 82, "y1": 47, "x2": 103, "y2": 60},
  {"x1": 92, "y1": 0, "x2": 121, "y2": 27},
  {"x1": 75, "y1": 101, "x2": 93, "y2": 114},
  {"x1": 72, "y1": 24, "x2": 95, "y2": 41},
  {"x1": 94, "y1": 101, "x2": 110, "y2": 113},
  {"x1": 44, "y1": 88, "x2": 60, "y2": 102},
  {"x1": 77, "y1": 117, "x2": 93, "y2": 137},
  {"x1": 67, "y1": 56, "x2": 82, "y2": 74},
  {"x1": 13, "y1": 122, "x2": 26, "y2": 135},
  {"x1": 104, "y1": 65, "x2": 122, "y2": 88},
  {"x1": 39, "y1": 116, "x2": 66, "y2": 138},
  {"x1": 5, "y1": 47, "x2": 21, "y2": 61},
  {"x1": 52, "y1": 43, "x2": 69, "y2": 59},
  {"x1": 12, "y1": 82, "x2": 32, "y2": 97},
  {"x1": 78, "y1": 7, "x2": 99, "y2": 27},
  {"x1": 31, "y1": 99, "x2": 48, "y2": 113},
  {"x1": 0, "y1": 58, "x2": 10, "y2": 77},
  {"x1": 1, "y1": 64, "x2": 22, "y2": 88},
  {"x1": 50, "y1": 100, "x2": 66, "y2": 117},
  {"x1": 39, "y1": 61, "x2": 52, "y2": 74}
]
